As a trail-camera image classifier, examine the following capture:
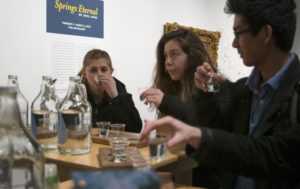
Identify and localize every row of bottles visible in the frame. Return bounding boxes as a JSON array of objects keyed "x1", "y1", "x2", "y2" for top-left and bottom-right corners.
[
  {"x1": 5, "y1": 75, "x2": 92, "y2": 155},
  {"x1": 0, "y1": 76, "x2": 91, "y2": 188}
]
